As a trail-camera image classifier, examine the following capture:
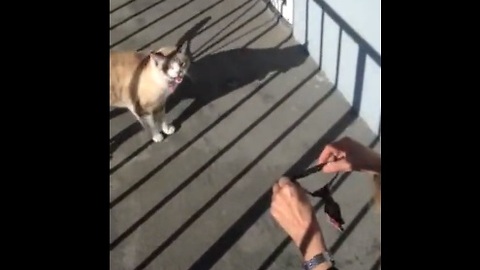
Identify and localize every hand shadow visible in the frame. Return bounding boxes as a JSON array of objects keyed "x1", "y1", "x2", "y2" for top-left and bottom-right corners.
[{"x1": 166, "y1": 44, "x2": 309, "y2": 129}]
